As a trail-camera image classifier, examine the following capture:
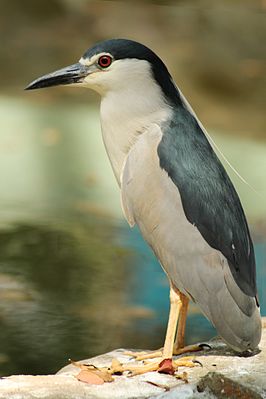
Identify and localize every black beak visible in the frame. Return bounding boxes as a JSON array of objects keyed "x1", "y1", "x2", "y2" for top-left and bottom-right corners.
[{"x1": 25, "y1": 62, "x2": 89, "y2": 90}]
